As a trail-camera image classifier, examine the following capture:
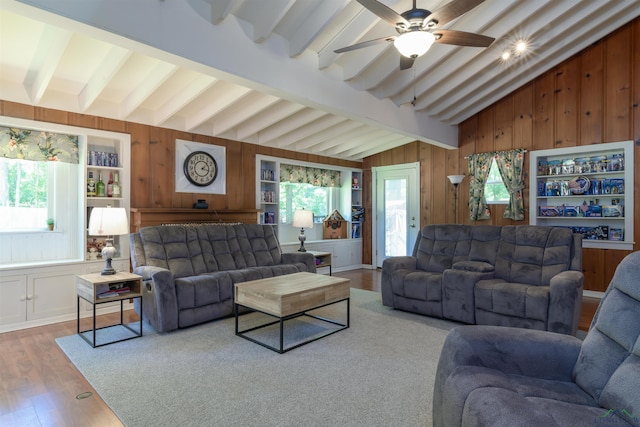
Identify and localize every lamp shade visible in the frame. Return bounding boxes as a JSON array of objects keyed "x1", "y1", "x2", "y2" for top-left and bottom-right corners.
[
  {"x1": 447, "y1": 175, "x2": 465, "y2": 185},
  {"x1": 394, "y1": 31, "x2": 436, "y2": 58},
  {"x1": 88, "y1": 207, "x2": 129, "y2": 236},
  {"x1": 292, "y1": 209, "x2": 314, "y2": 229}
]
